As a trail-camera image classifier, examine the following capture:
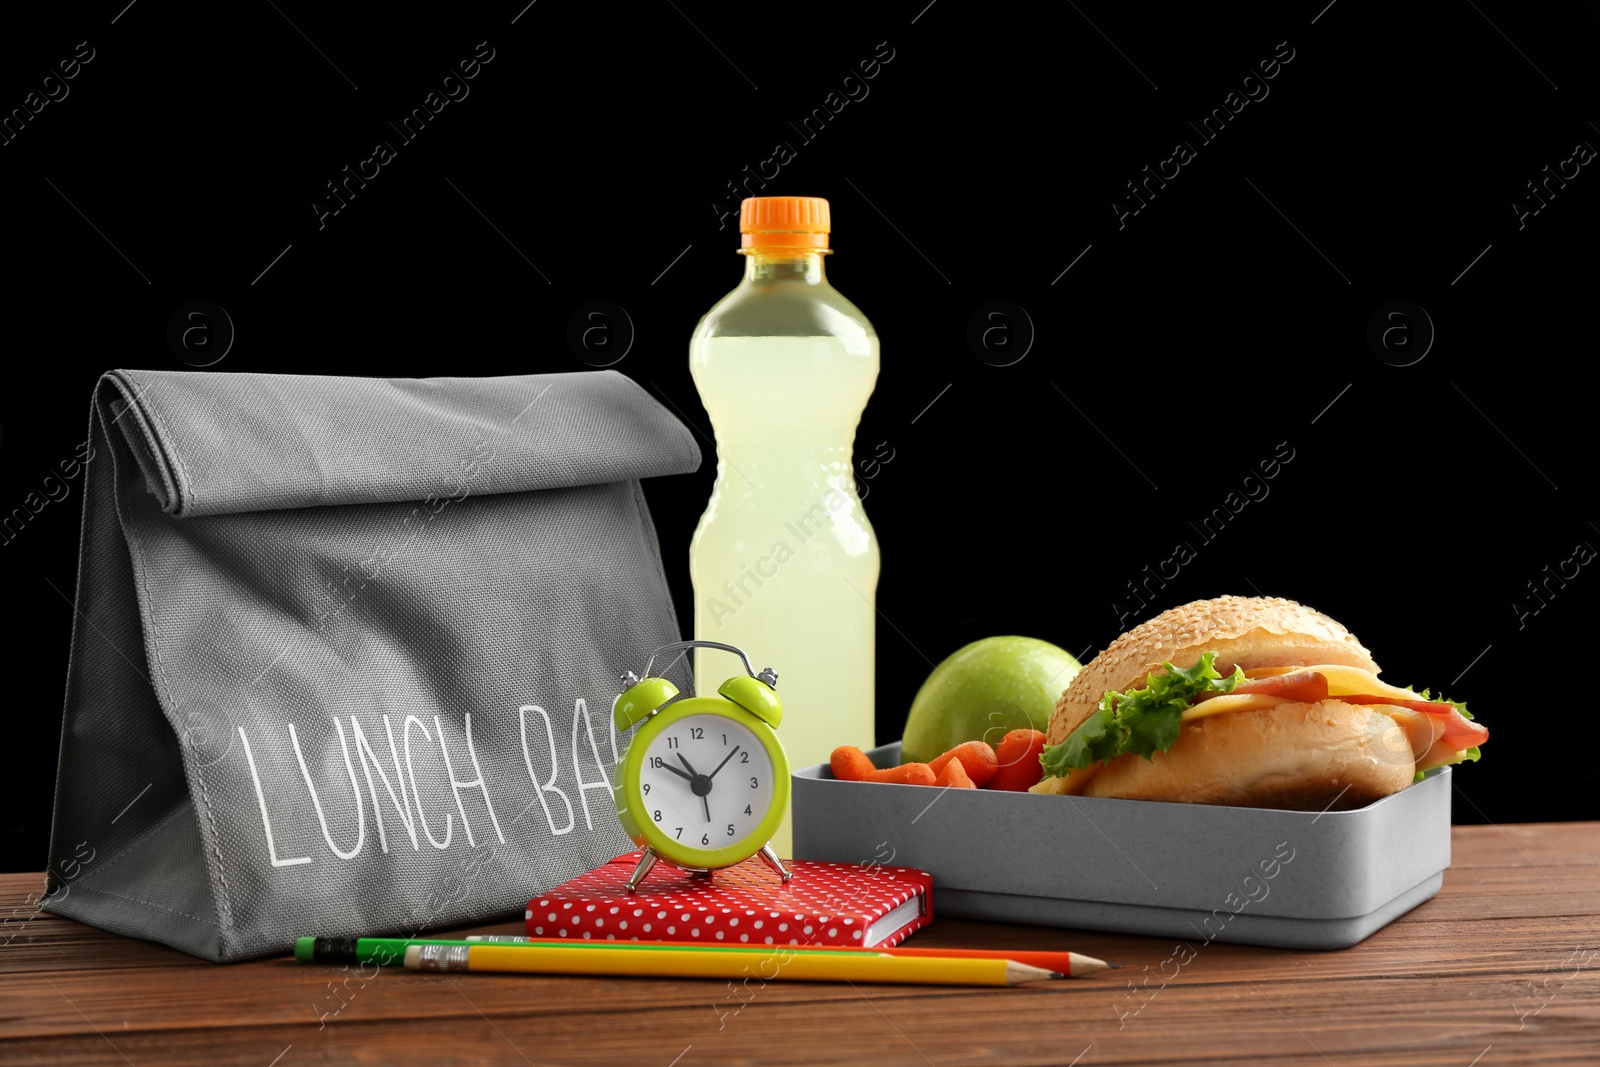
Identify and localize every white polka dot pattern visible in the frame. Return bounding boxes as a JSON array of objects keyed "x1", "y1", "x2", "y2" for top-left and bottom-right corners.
[{"x1": 522, "y1": 851, "x2": 933, "y2": 947}]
